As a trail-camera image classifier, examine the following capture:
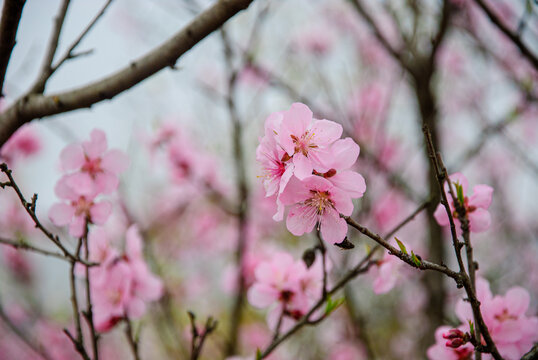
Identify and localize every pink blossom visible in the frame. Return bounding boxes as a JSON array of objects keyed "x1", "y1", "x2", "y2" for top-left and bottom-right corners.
[
  {"x1": 280, "y1": 175, "x2": 352, "y2": 244},
  {"x1": 91, "y1": 225, "x2": 163, "y2": 332},
  {"x1": 369, "y1": 253, "x2": 402, "y2": 294},
  {"x1": 328, "y1": 342, "x2": 367, "y2": 360},
  {"x1": 0, "y1": 124, "x2": 41, "y2": 166},
  {"x1": 319, "y1": 137, "x2": 366, "y2": 198},
  {"x1": 455, "y1": 278, "x2": 538, "y2": 359},
  {"x1": 237, "y1": 65, "x2": 269, "y2": 88},
  {"x1": 1, "y1": 246, "x2": 33, "y2": 283},
  {"x1": 434, "y1": 172, "x2": 493, "y2": 233},
  {"x1": 60, "y1": 129, "x2": 129, "y2": 194},
  {"x1": 49, "y1": 174, "x2": 112, "y2": 237},
  {"x1": 277, "y1": 103, "x2": 343, "y2": 180},
  {"x1": 247, "y1": 252, "x2": 323, "y2": 332},
  {"x1": 291, "y1": 23, "x2": 335, "y2": 56}
]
